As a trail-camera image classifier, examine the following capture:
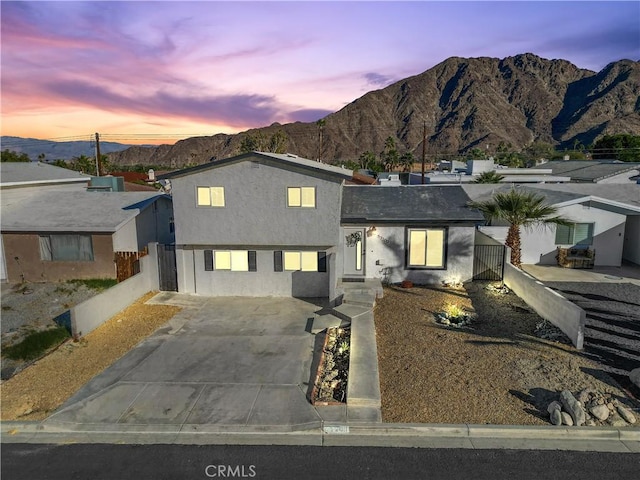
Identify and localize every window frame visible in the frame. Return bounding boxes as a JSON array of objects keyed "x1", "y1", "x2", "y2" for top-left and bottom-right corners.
[
  {"x1": 204, "y1": 250, "x2": 257, "y2": 272},
  {"x1": 405, "y1": 227, "x2": 447, "y2": 270},
  {"x1": 287, "y1": 186, "x2": 316, "y2": 208},
  {"x1": 555, "y1": 223, "x2": 594, "y2": 246},
  {"x1": 39, "y1": 234, "x2": 95, "y2": 262},
  {"x1": 275, "y1": 251, "x2": 327, "y2": 272},
  {"x1": 196, "y1": 186, "x2": 225, "y2": 207}
]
